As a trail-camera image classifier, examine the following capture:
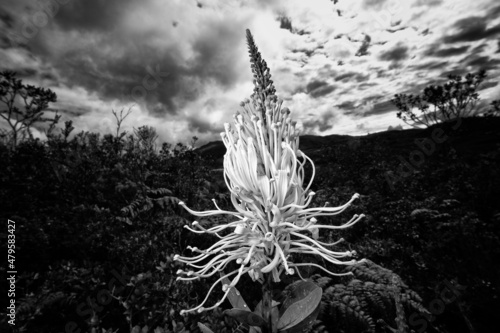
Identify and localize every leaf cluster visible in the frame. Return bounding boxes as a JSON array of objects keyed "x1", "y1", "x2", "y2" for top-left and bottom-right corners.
[{"x1": 392, "y1": 70, "x2": 488, "y2": 127}]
